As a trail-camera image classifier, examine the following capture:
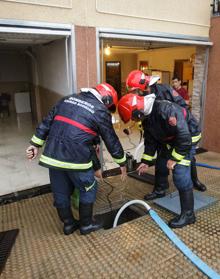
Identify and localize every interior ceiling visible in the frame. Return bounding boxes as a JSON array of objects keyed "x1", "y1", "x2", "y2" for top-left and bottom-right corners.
[
  {"x1": 103, "y1": 38, "x2": 189, "y2": 54},
  {"x1": 0, "y1": 32, "x2": 64, "y2": 50}
]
